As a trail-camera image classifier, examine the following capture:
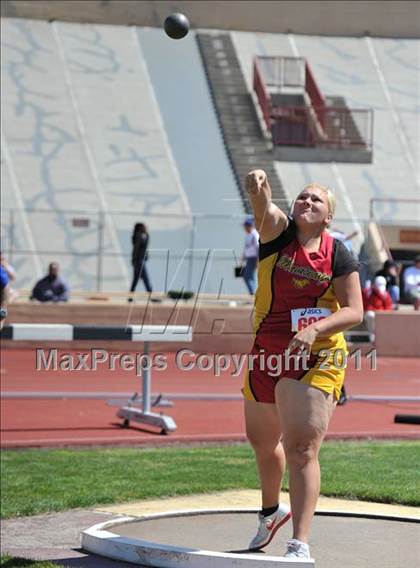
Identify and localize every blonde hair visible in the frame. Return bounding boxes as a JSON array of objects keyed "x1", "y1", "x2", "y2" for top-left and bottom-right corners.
[{"x1": 302, "y1": 183, "x2": 336, "y2": 217}]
